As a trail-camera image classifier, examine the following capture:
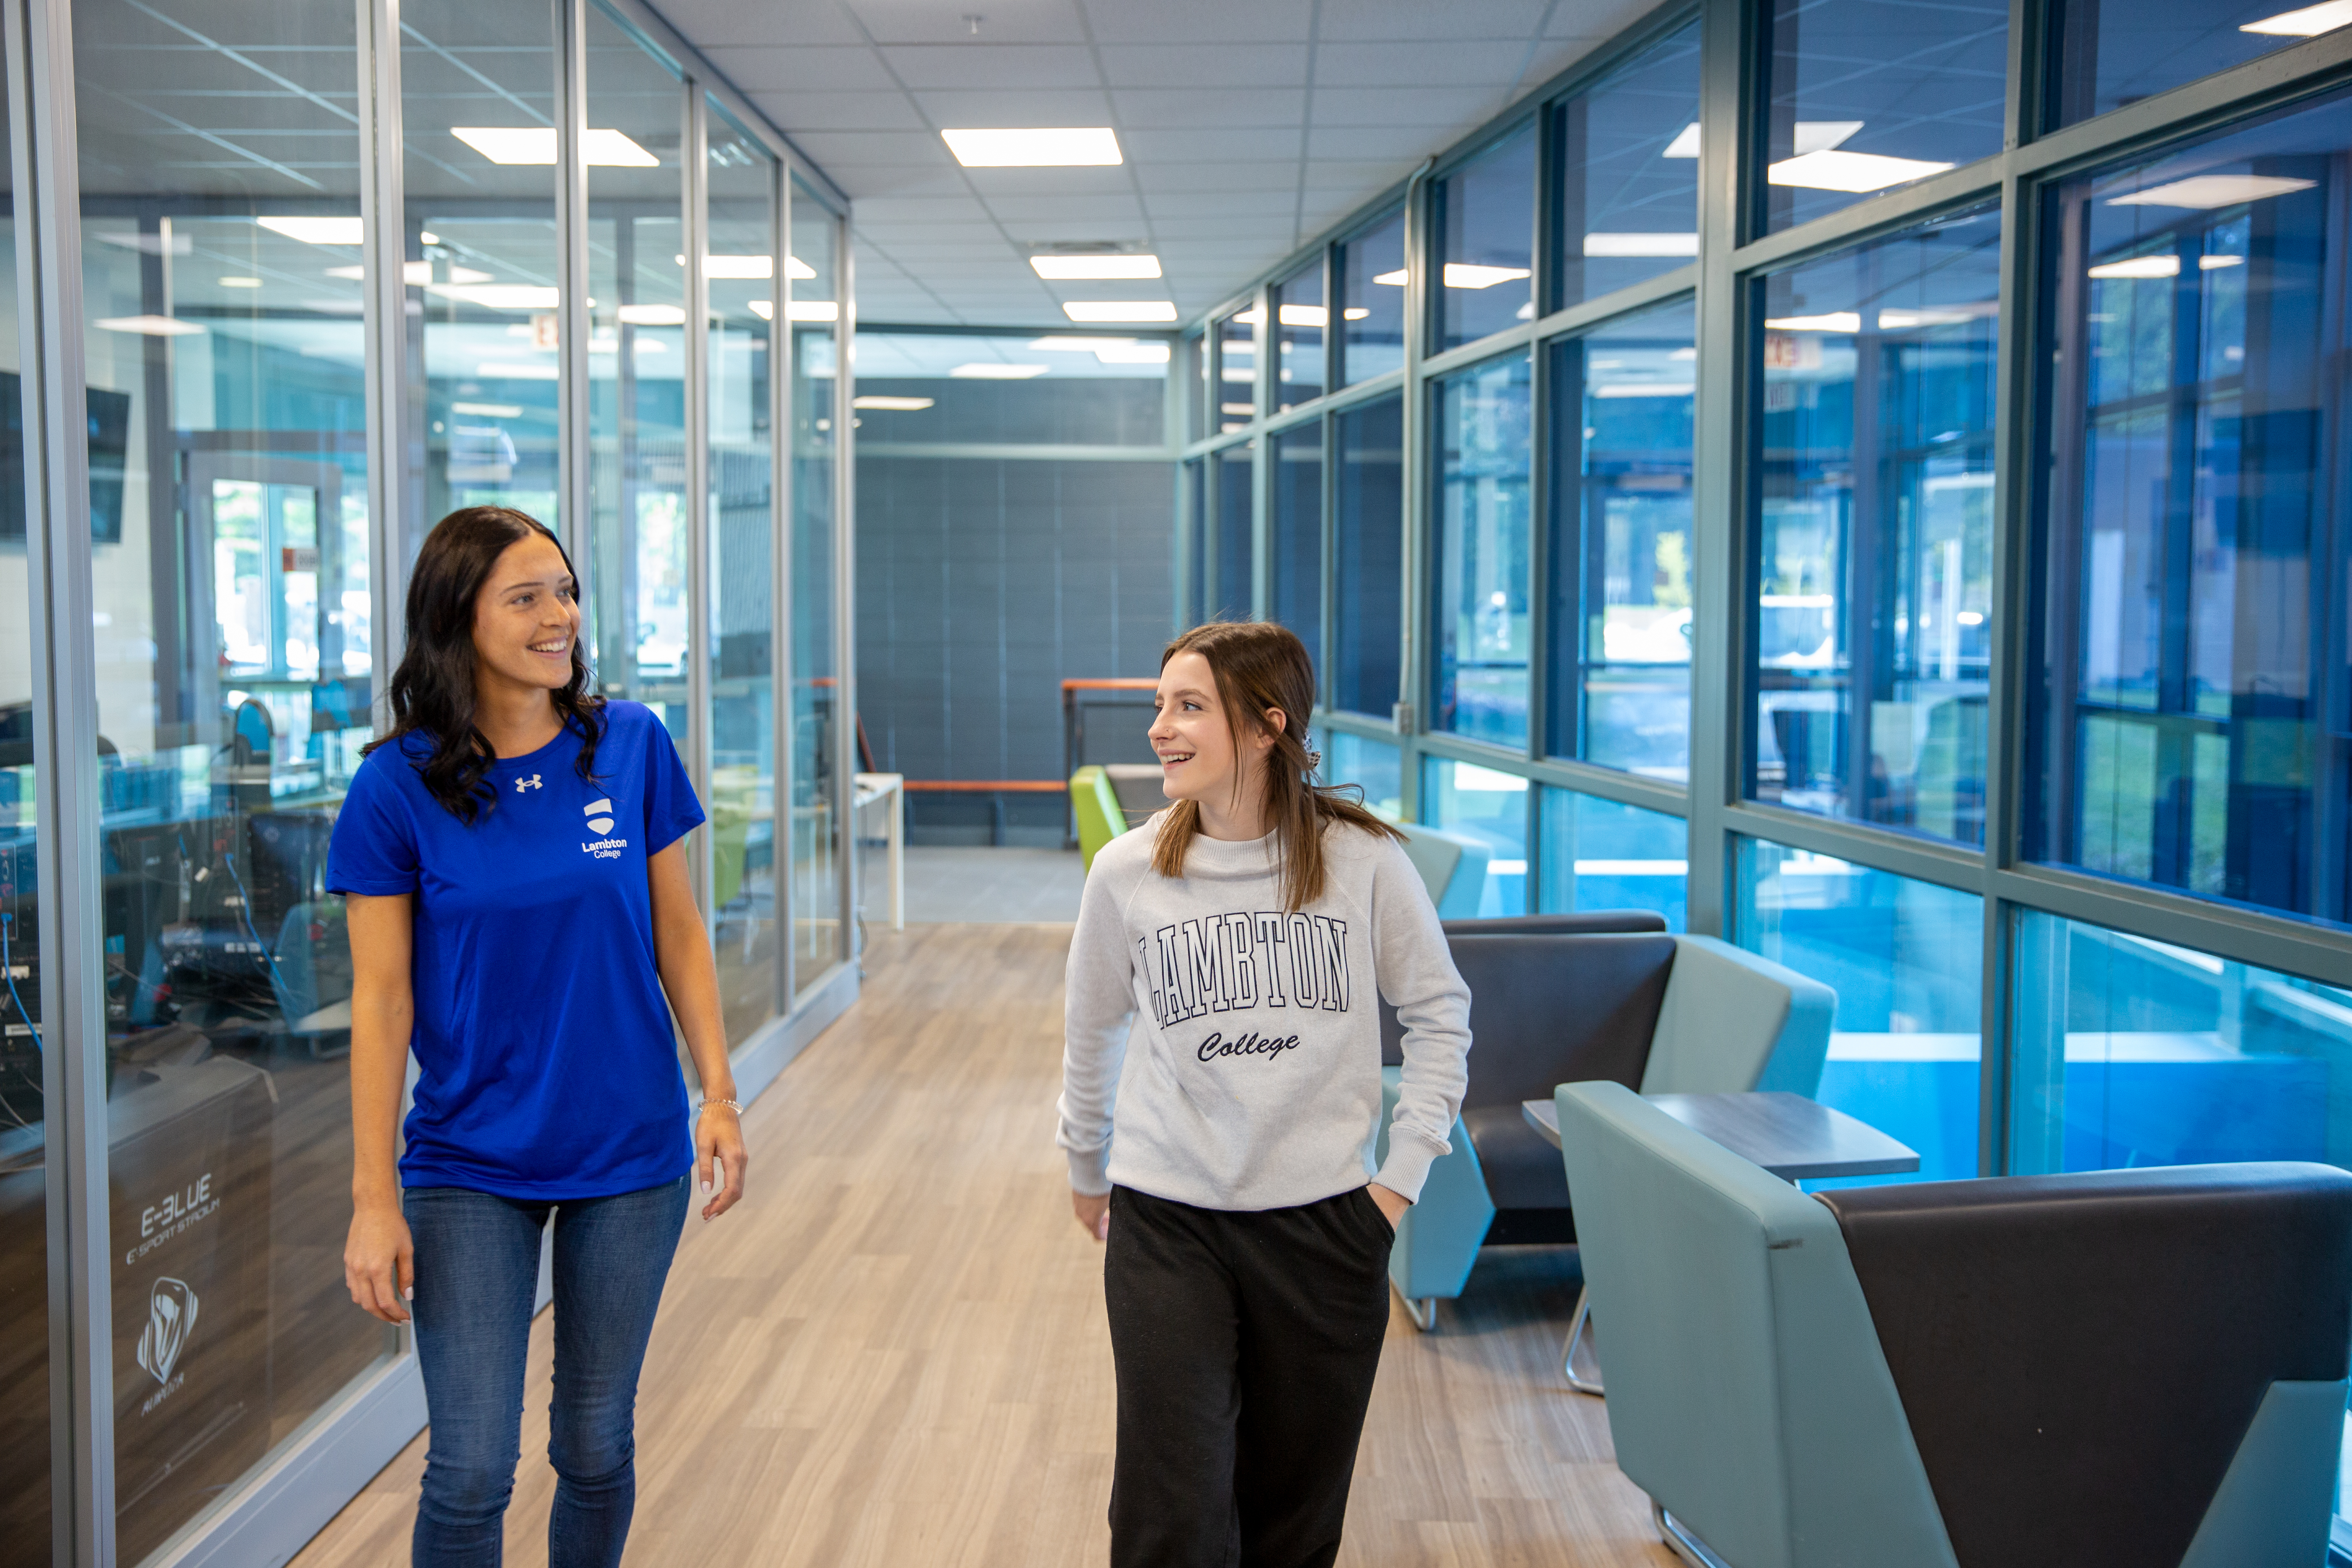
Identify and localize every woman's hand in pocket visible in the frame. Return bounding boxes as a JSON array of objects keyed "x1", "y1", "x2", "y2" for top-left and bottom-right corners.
[{"x1": 1367, "y1": 1182, "x2": 1408, "y2": 1230}]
